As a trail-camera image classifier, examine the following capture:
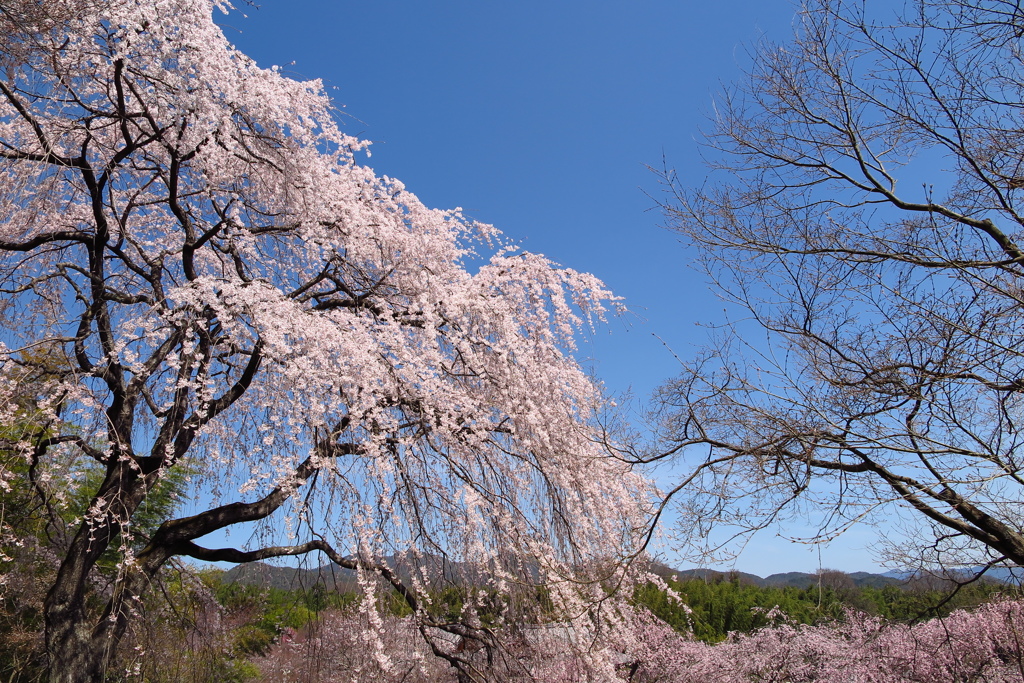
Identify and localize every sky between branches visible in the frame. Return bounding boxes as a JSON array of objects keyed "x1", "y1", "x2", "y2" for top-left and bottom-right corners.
[{"x1": 221, "y1": 0, "x2": 893, "y2": 576}]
